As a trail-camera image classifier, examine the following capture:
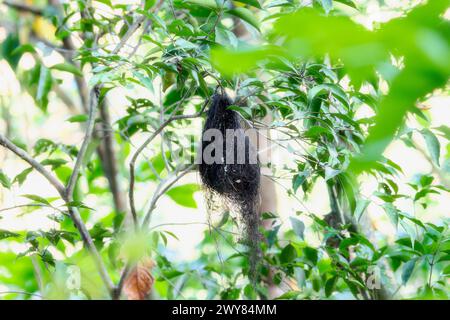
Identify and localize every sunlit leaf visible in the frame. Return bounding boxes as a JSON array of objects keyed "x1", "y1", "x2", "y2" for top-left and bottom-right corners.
[
  {"x1": 166, "y1": 183, "x2": 200, "y2": 208},
  {"x1": 421, "y1": 129, "x2": 441, "y2": 166},
  {"x1": 0, "y1": 169, "x2": 11, "y2": 189},
  {"x1": 289, "y1": 216, "x2": 305, "y2": 239}
]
